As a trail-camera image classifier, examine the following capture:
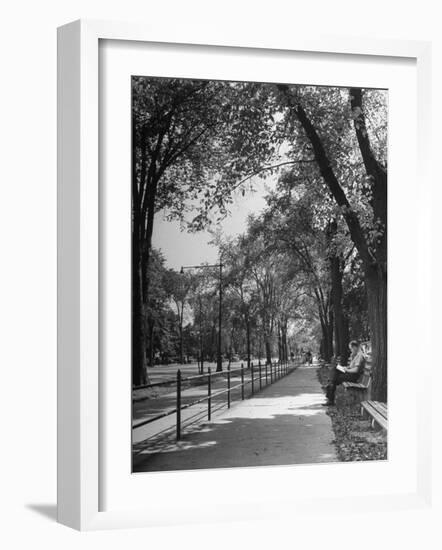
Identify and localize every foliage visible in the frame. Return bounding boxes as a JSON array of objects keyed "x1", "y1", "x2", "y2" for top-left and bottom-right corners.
[
  {"x1": 133, "y1": 77, "x2": 281, "y2": 228},
  {"x1": 133, "y1": 78, "x2": 388, "y2": 399}
]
